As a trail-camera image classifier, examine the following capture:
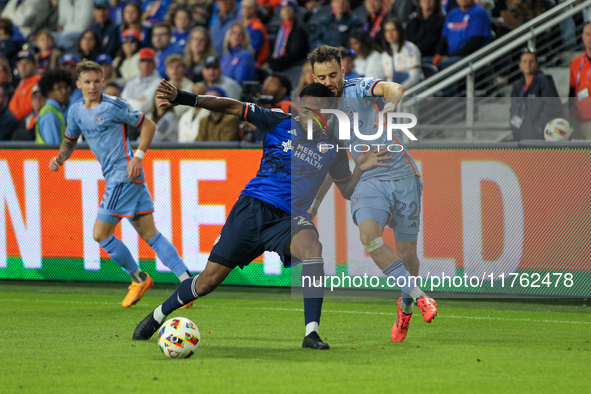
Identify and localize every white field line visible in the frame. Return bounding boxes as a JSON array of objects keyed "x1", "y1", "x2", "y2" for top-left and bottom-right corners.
[{"x1": 1, "y1": 298, "x2": 590, "y2": 325}]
